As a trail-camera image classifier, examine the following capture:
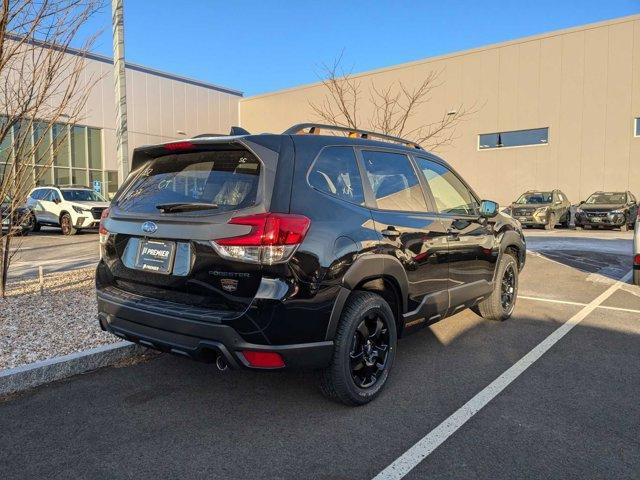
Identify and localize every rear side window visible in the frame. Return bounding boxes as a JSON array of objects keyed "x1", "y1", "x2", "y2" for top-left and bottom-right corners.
[
  {"x1": 30, "y1": 189, "x2": 45, "y2": 200},
  {"x1": 308, "y1": 146, "x2": 365, "y2": 205},
  {"x1": 116, "y1": 150, "x2": 261, "y2": 214},
  {"x1": 361, "y1": 150, "x2": 427, "y2": 212}
]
